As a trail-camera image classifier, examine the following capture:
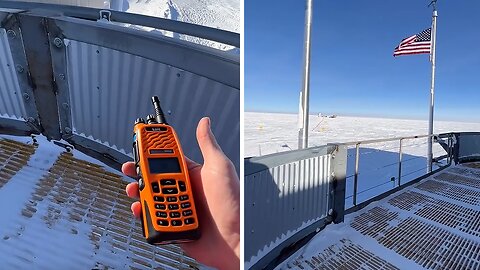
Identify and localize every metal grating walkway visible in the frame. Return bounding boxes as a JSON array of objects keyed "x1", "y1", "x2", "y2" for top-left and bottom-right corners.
[
  {"x1": 0, "y1": 136, "x2": 199, "y2": 269},
  {"x1": 281, "y1": 162, "x2": 480, "y2": 270}
]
